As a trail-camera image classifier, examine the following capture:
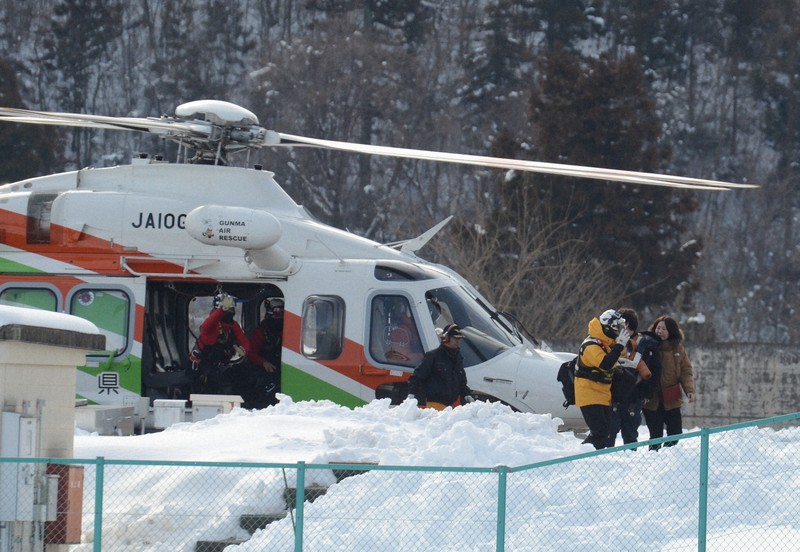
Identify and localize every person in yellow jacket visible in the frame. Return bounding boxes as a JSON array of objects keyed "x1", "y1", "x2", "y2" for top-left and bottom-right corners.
[
  {"x1": 642, "y1": 315, "x2": 696, "y2": 450},
  {"x1": 575, "y1": 310, "x2": 630, "y2": 449}
]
